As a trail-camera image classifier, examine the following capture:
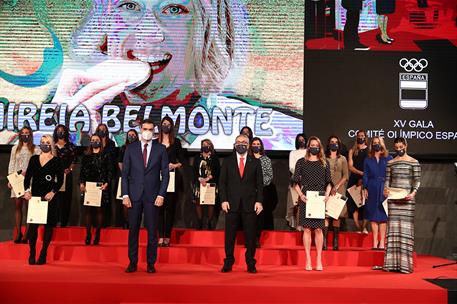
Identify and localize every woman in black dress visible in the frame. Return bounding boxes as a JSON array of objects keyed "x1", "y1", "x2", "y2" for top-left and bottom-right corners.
[
  {"x1": 80, "y1": 134, "x2": 113, "y2": 245},
  {"x1": 347, "y1": 129, "x2": 369, "y2": 233},
  {"x1": 53, "y1": 124, "x2": 76, "y2": 227},
  {"x1": 24, "y1": 135, "x2": 64, "y2": 265},
  {"x1": 118, "y1": 129, "x2": 138, "y2": 228},
  {"x1": 376, "y1": 0, "x2": 396, "y2": 44},
  {"x1": 293, "y1": 136, "x2": 332, "y2": 271},
  {"x1": 158, "y1": 116, "x2": 185, "y2": 246},
  {"x1": 193, "y1": 139, "x2": 220, "y2": 230}
]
